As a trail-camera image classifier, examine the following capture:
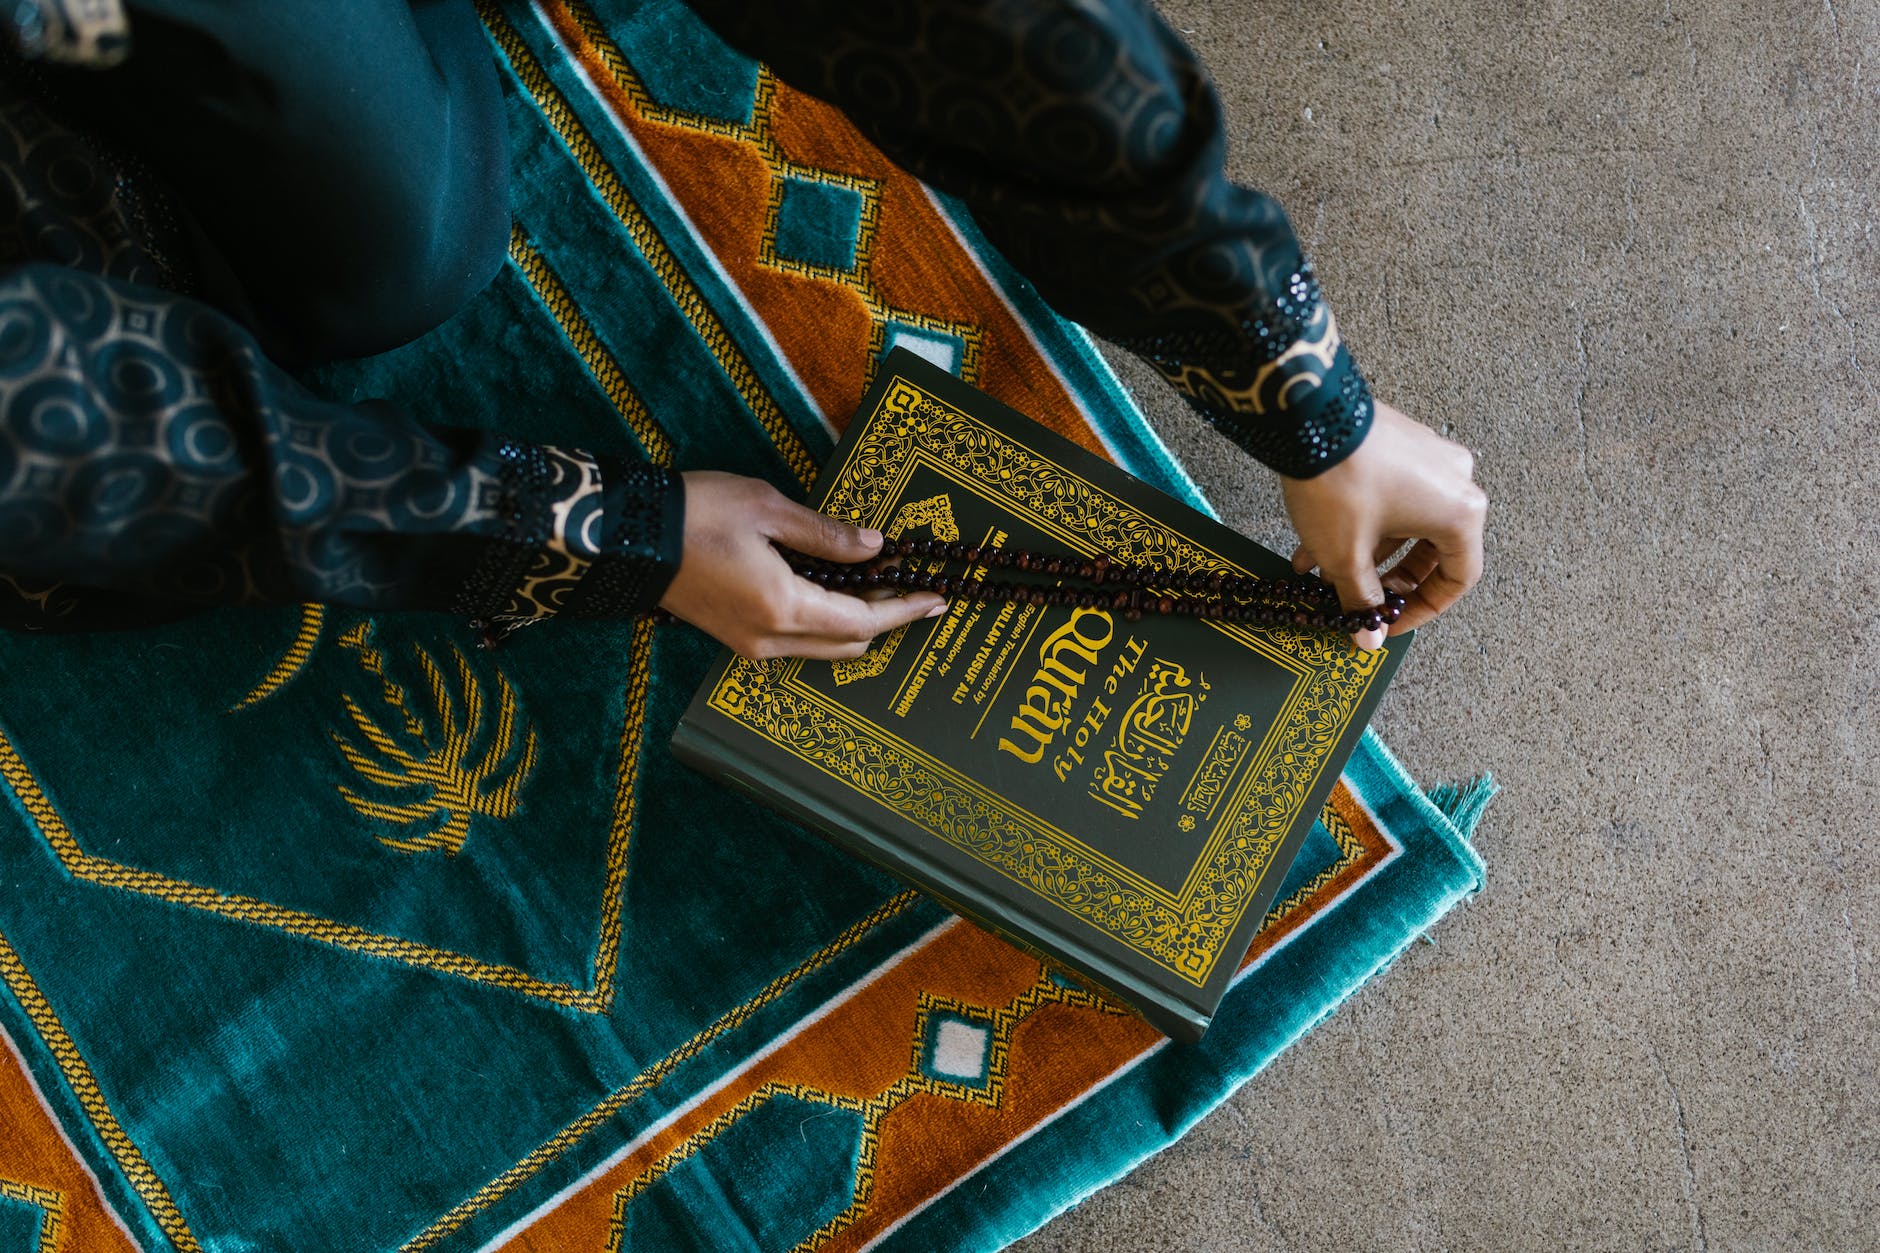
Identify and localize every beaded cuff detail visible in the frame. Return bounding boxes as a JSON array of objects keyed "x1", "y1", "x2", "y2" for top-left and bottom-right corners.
[
  {"x1": 497, "y1": 445, "x2": 610, "y2": 619},
  {"x1": 1118, "y1": 264, "x2": 1376, "y2": 478},
  {"x1": 461, "y1": 445, "x2": 681, "y2": 624},
  {"x1": 452, "y1": 438, "x2": 552, "y2": 621},
  {"x1": 564, "y1": 462, "x2": 683, "y2": 618}
]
